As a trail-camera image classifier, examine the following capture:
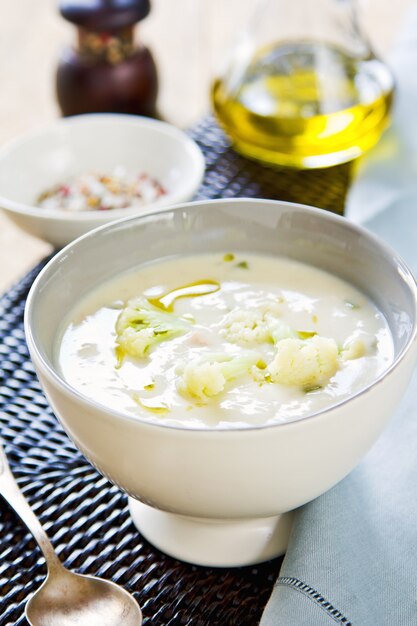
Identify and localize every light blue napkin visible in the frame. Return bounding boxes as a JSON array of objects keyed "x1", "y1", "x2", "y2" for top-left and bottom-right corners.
[{"x1": 260, "y1": 8, "x2": 417, "y2": 626}]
